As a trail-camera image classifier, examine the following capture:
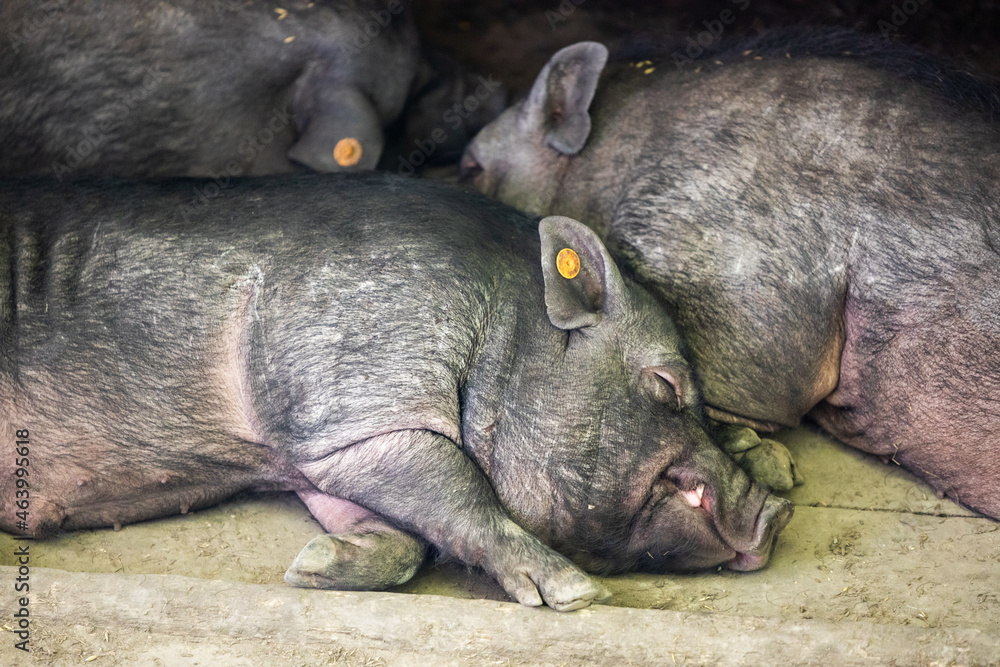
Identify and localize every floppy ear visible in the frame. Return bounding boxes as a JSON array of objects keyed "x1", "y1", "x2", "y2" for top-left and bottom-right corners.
[
  {"x1": 519, "y1": 42, "x2": 609, "y2": 155},
  {"x1": 539, "y1": 215, "x2": 626, "y2": 330},
  {"x1": 289, "y1": 63, "x2": 383, "y2": 171}
]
